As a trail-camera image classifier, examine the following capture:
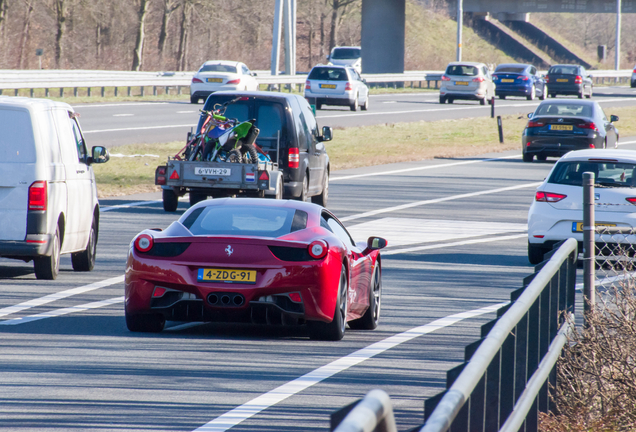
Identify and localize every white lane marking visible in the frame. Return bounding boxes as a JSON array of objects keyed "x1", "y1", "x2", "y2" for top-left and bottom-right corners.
[
  {"x1": 0, "y1": 275, "x2": 124, "y2": 318},
  {"x1": 347, "y1": 218, "x2": 526, "y2": 247},
  {"x1": 74, "y1": 102, "x2": 170, "y2": 108},
  {"x1": 177, "y1": 111, "x2": 197, "y2": 114},
  {"x1": 316, "y1": 97, "x2": 636, "y2": 119},
  {"x1": 100, "y1": 200, "x2": 161, "y2": 212},
  {"x1": 382, "y1": 233, "x2": 528, "y2": 255},
  {"x1": 339, "y1": 182, "x2": 542, "y2": 223},
  {"x1": 113, "y1": 113, "x2": 134, "y2": 117},
  {"x1": 617, "y1": 139, "x2": 636, "y2": 147},
  {"x1": 84, "y1": 124, "x2": 192, "y2": 134},
  {"x1": 0, "y1": 297, "x2": 124, "y2": 325},
  {"x1": 575, "y1": 271, "x2": 636, "y2": 291},
  {"x1": 331, "y1": 155, "x2": 520, "y2": 182},
  {"x1": 192, "y1": 302, "x2": 507, "y2": 432}
]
